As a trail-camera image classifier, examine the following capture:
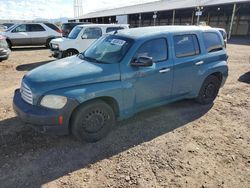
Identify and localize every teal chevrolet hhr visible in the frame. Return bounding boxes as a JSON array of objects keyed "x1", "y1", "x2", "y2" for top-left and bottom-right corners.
[{"x1": 13, "y1": 26, "x2": 228, "y2": 142}]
